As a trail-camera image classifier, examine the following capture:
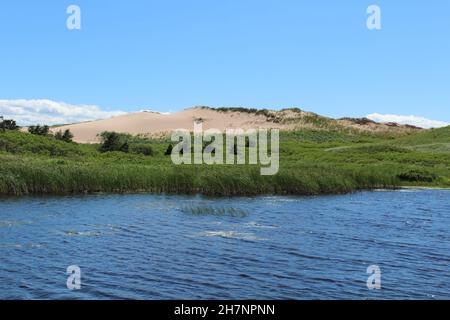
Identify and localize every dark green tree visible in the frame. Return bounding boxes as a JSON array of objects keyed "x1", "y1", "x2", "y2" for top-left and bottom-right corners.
[
  {"x1": 0, "y1": 117, "x2": 19, "y2": 131},
  {"x1": 54, "y1": 129, "x2": 74, "y2": 142},
  {"x1": 62, "y1": 129, "x2": 74, "y2": 142},
  {"x1": 99, "y1": 131, "x2": 129, "y2": 153},
  {"x1": 28, "y1": 125, "x2": 50, "y2": 136}
]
